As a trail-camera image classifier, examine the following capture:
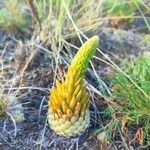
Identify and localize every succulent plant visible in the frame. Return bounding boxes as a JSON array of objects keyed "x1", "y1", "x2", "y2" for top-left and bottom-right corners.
[{"x1": 48, "y1": 36, "x2": 99, "y2": 137}]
